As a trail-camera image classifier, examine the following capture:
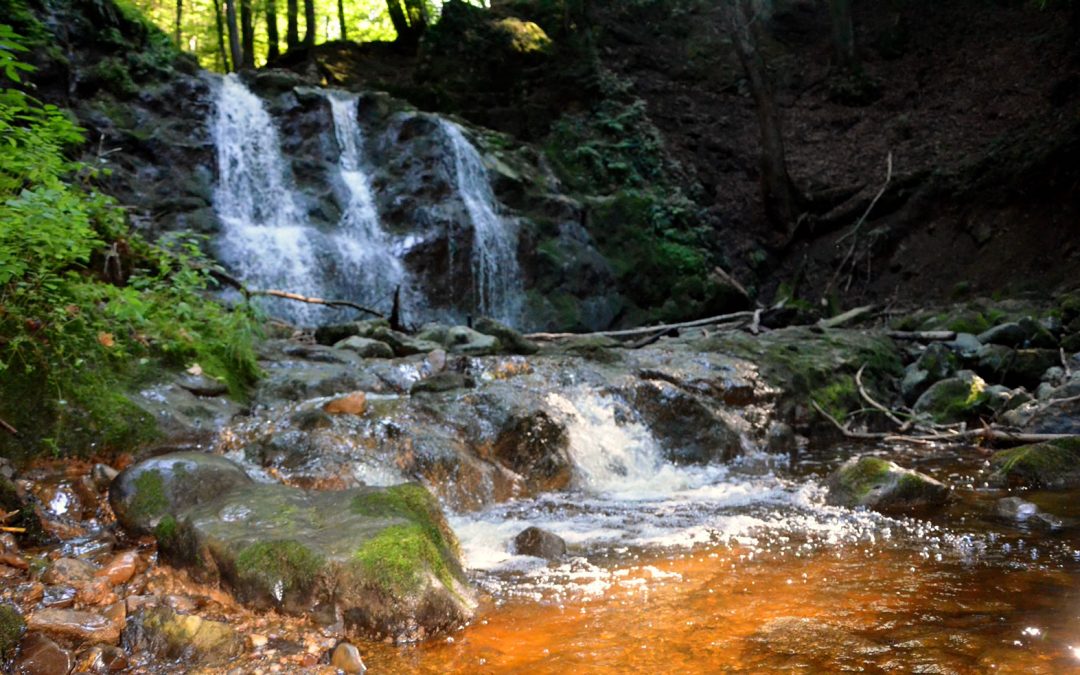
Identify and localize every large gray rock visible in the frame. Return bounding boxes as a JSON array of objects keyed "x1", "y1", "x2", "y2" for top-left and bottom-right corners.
[
  {"x1": 513, "y1": 527, "x2": 566, "y2": 560},
  {"x1": 109, "y1": 452, "x2": 253, "y2": 536},
  {"x1": 825, "y1": 456, "x2": 949, "y2": 514},
  {"x1": 444, "y1": 326, "x2": 500, "y2": 356},
  {"x1": 334, "y1": 336, "x2": 395, "y2": 359},
  {"x1": 901, "y1": 342, "x2": 959, "y2": 404},
  {"x1": 912, "y1": 371, "x2": 992, "y2": 423},
  {"x1": 990, "y1": 438, "x2": 1080, "y2": 489},
  {"x1": 474, "y1": 317, "x2": 539, "y2": 355},
  {"x1": 628, "y1": 381, "x2": 742, "y2": 464},
  {"x1": 155, "y1": 482, "x2": 475, "y2": 642},
  {"x1": 977, "y1": 322, "x2": 1027, "y2": 348}
]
